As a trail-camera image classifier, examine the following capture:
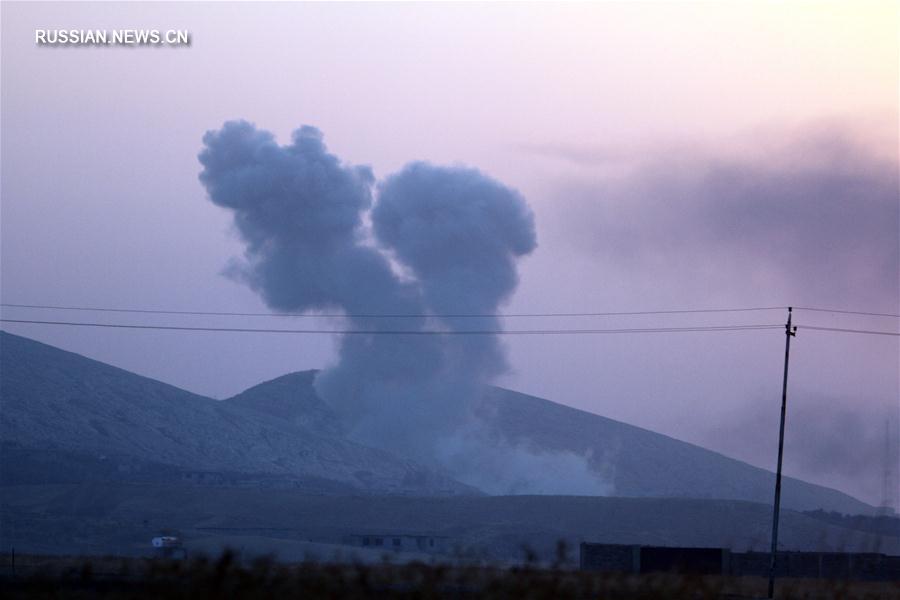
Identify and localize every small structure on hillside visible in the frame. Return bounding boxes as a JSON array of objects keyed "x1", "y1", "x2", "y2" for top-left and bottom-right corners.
[
  {"x1": 347, "y1": 533, "x2": 449, "y2": 554},
  {"x1": 152, "y1": 535, "x2": 187, "y2": 560}
]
